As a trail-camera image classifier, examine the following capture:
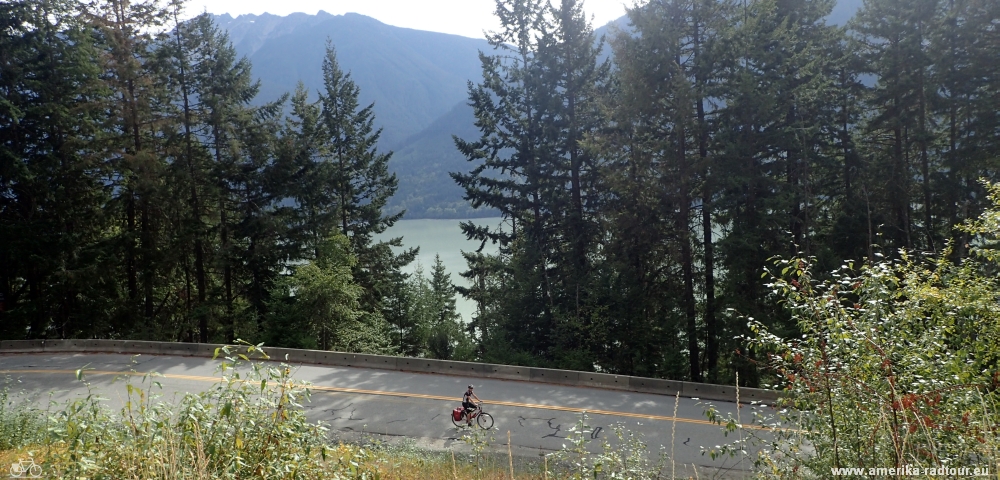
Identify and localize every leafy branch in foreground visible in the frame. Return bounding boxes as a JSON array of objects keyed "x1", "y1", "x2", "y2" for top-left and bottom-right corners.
[
  {"x1": 35, "y1": 344, "x2": 343, "y2": 479},
  {"x1": 704, "y1": 181, "x2": 1000, "y2": 478}
]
